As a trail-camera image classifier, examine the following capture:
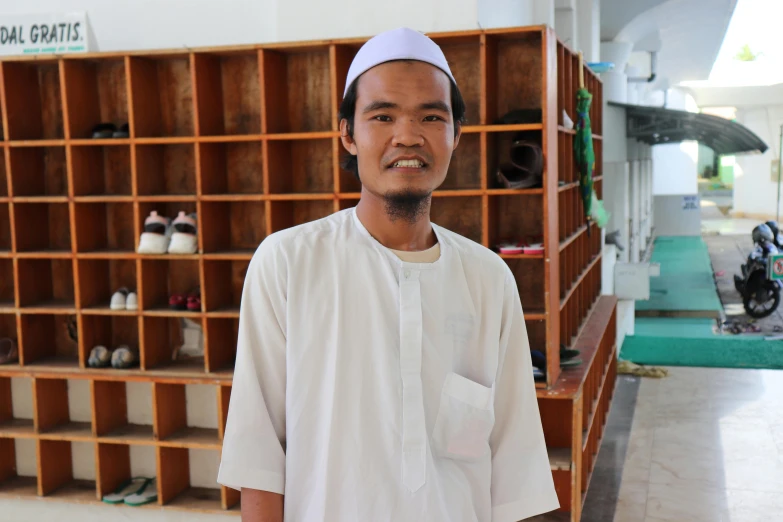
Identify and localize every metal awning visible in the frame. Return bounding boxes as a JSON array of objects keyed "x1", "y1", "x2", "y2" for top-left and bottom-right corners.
[{"x1": 609, "y1": 101, "x2": 768, "y2": 155}]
